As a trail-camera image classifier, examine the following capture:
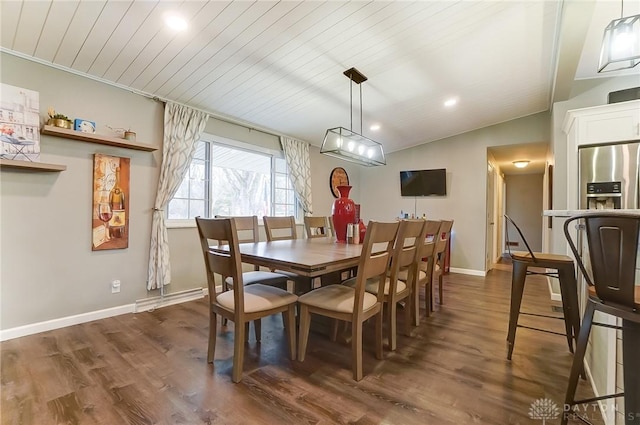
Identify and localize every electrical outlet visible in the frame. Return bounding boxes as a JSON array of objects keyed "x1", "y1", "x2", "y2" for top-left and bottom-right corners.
[{"x1": 111, "y1": 279, "x2": 121, "y2": 294}]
